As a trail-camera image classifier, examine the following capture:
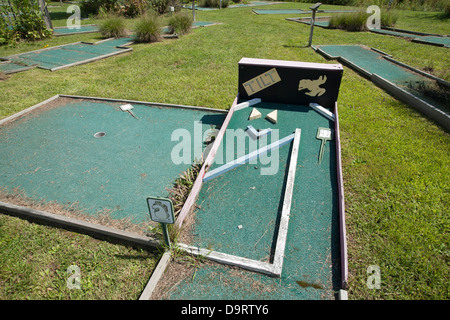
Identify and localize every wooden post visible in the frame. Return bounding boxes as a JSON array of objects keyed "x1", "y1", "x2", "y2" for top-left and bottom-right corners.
[
  {"x1": 192, "y1": 0, "x2": 196, "y2": 22},
  {"x1": 307, "y1": 2, "x2": 321, "y2": 47}
]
